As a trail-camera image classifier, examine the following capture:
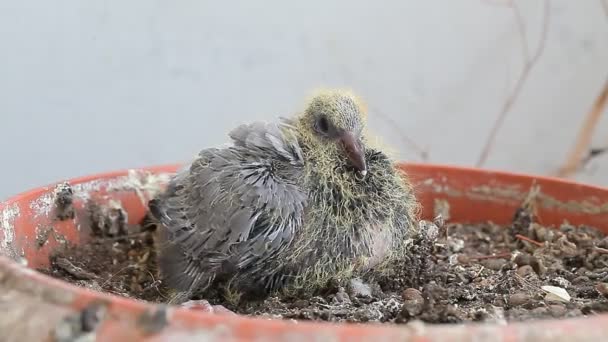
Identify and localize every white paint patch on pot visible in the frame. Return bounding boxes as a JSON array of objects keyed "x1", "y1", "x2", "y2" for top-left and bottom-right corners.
[
  {"x1": 69, "y1": 170, "x2": 172, "y2": 204},
  {"x1": 0, "y1": 203, "x2": 20, "y2": 254},
  {"x1": 29, "y1": 191, "x2": 54, "y2": 218},
  {"x1": 107, "y1": 169, "x2": 172, "y2": 205},
  {"x1": 31, "y1": 181, "x2": 78, "y2": 219},
  {"x1": 72, "y1": 179, "x2": 110, "y2": 201}
]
